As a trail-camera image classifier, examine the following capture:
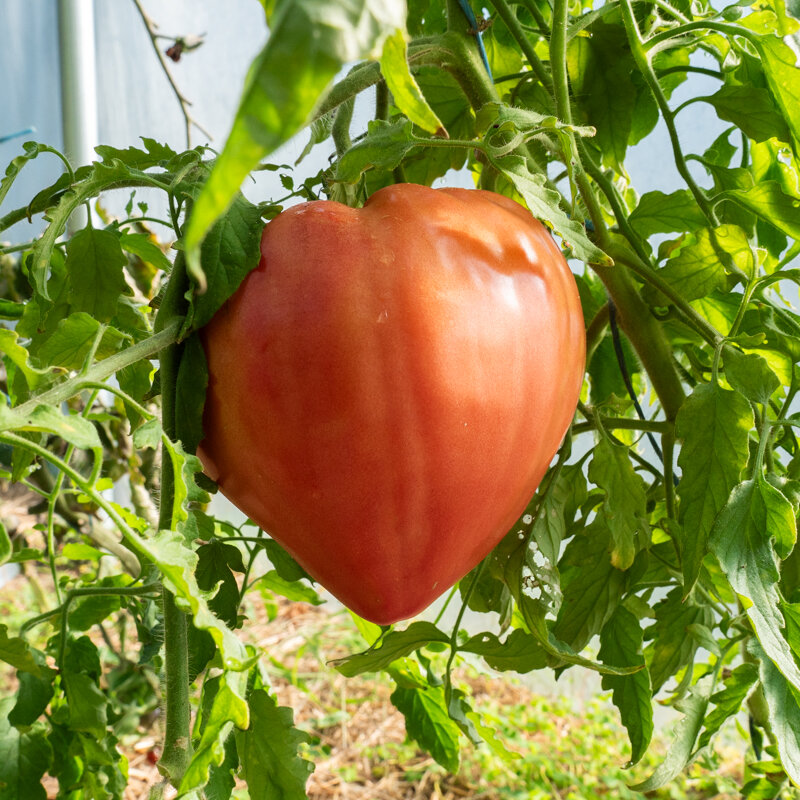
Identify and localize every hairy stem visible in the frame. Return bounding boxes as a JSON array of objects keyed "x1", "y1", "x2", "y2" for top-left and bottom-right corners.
[
  {"x1": 488, "y1": 0, "x2": 553, "y2": 89},
  {"x1": 618, "y1": 0, "x2": 718, "y2": 225},
  {"x1": 154, "y1": 254, "x2": 192, "y2": 786},
  {"x1": 5, "y1": 319, "x2": 182, "y2": 421}
]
